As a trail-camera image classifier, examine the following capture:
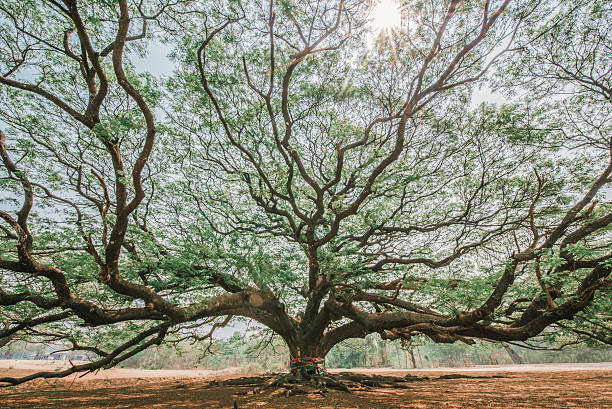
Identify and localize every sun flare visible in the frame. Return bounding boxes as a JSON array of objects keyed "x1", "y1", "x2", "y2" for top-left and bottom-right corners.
[{"x1": 370, "y1": 0, "x2": 402, "y2": 35}]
